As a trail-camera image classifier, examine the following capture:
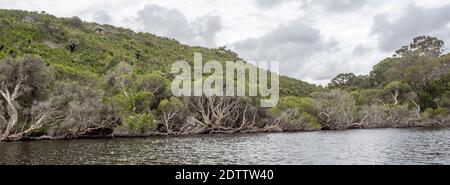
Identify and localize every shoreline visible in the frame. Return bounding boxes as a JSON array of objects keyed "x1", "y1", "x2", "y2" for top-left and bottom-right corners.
[{"x1": 2, "y1": 125, "x2": 448, "y2": 142}]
